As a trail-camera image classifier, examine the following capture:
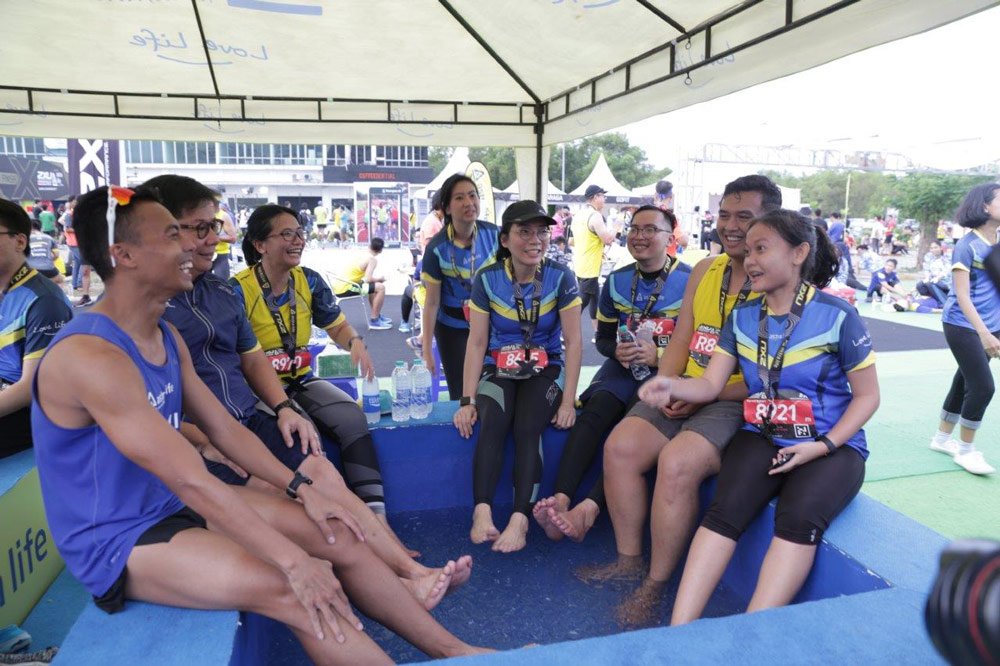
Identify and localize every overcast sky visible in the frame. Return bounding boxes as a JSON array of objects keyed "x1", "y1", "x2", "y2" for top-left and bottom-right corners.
[{"x1": 621, "y1": 5, "x2": 1000, "y2": 173}]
